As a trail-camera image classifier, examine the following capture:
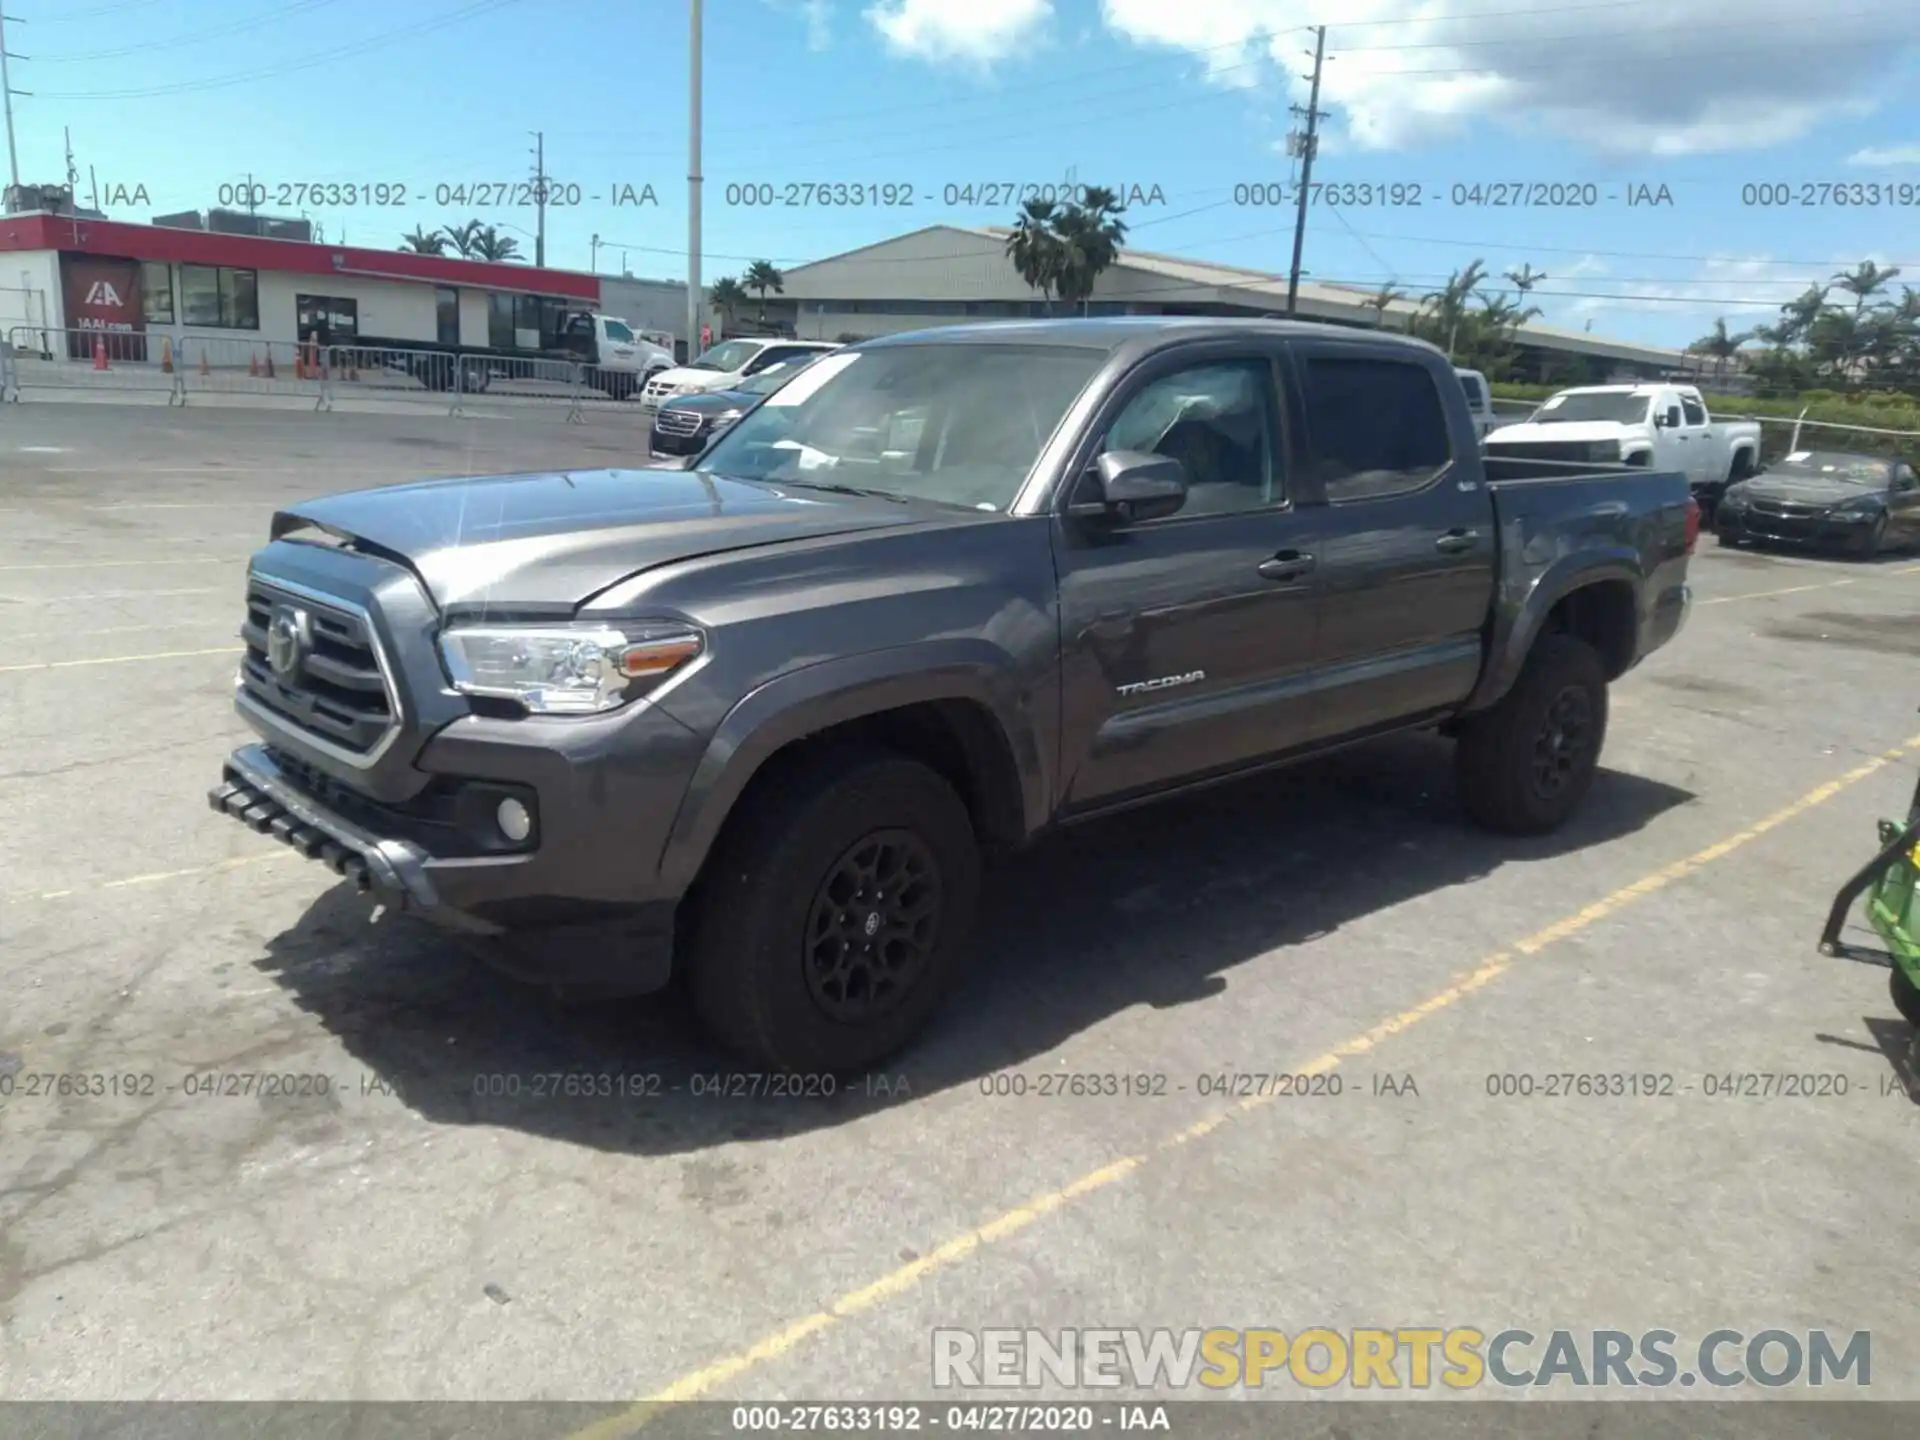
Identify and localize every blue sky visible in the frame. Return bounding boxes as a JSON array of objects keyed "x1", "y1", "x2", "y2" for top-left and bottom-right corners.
[{"x1": 11, "y1": 0, "x2": 1920, "y2": 348}]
